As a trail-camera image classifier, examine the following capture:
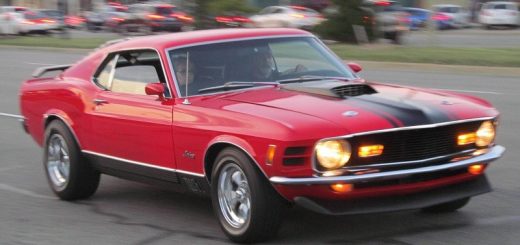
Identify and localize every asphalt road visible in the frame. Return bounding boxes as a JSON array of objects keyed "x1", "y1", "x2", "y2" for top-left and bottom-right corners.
[{"x1": 0, "y1": 48, "x2": 519, "y2": 244}]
